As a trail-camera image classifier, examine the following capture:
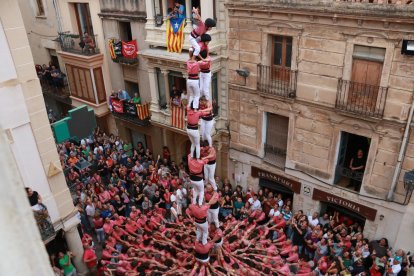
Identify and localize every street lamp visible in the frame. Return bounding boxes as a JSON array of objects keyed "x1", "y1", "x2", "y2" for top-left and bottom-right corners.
[{"x1": 403, "y1": 170, "x2": 414, "y2": 204}]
